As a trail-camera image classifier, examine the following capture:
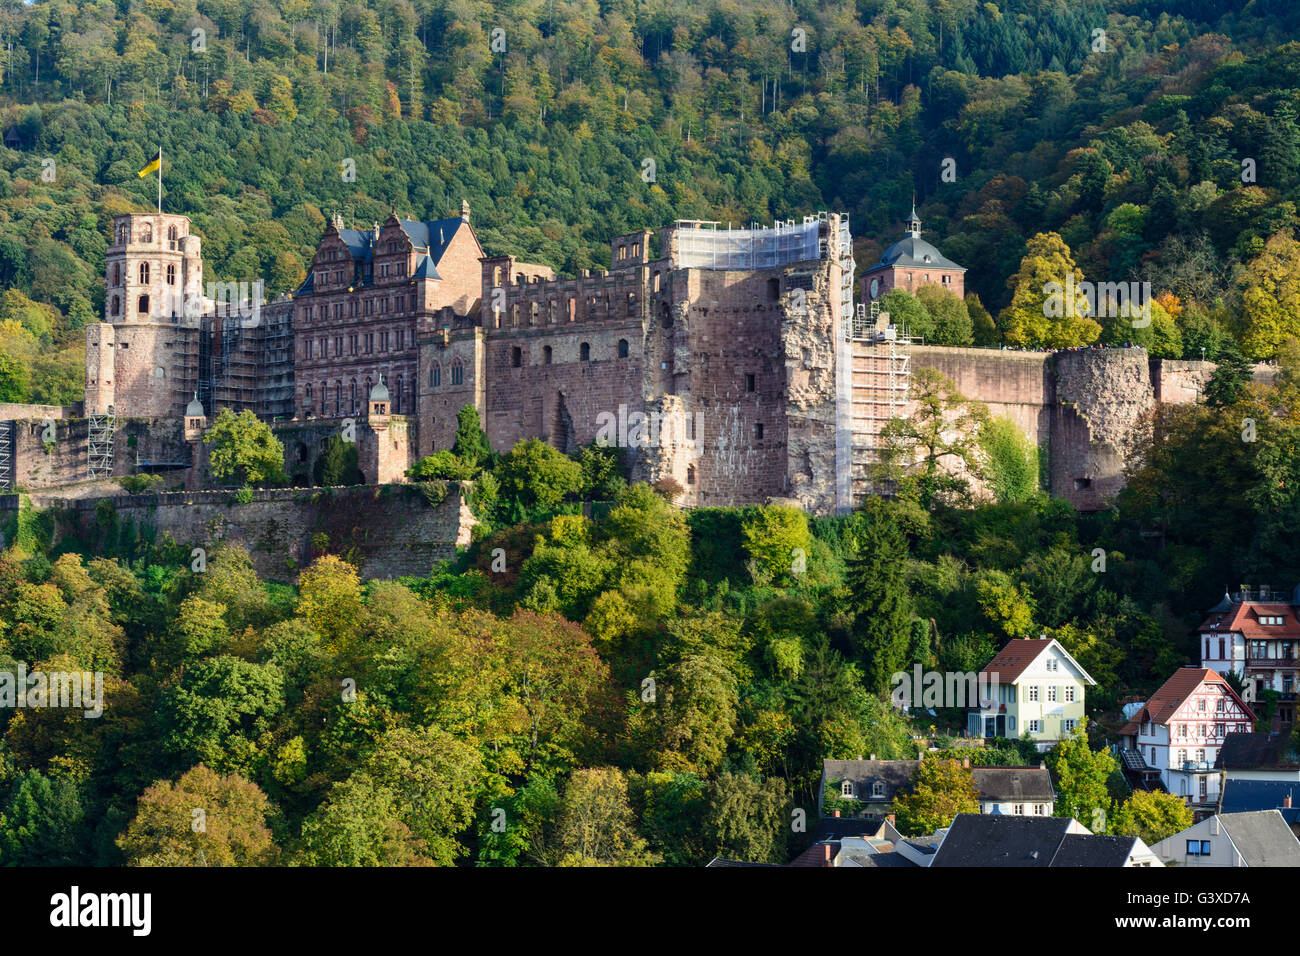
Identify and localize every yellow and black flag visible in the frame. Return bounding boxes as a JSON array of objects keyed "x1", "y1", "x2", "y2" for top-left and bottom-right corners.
[{"x1": 137, "y1": 154, "x2": 160, "y2": 178}]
